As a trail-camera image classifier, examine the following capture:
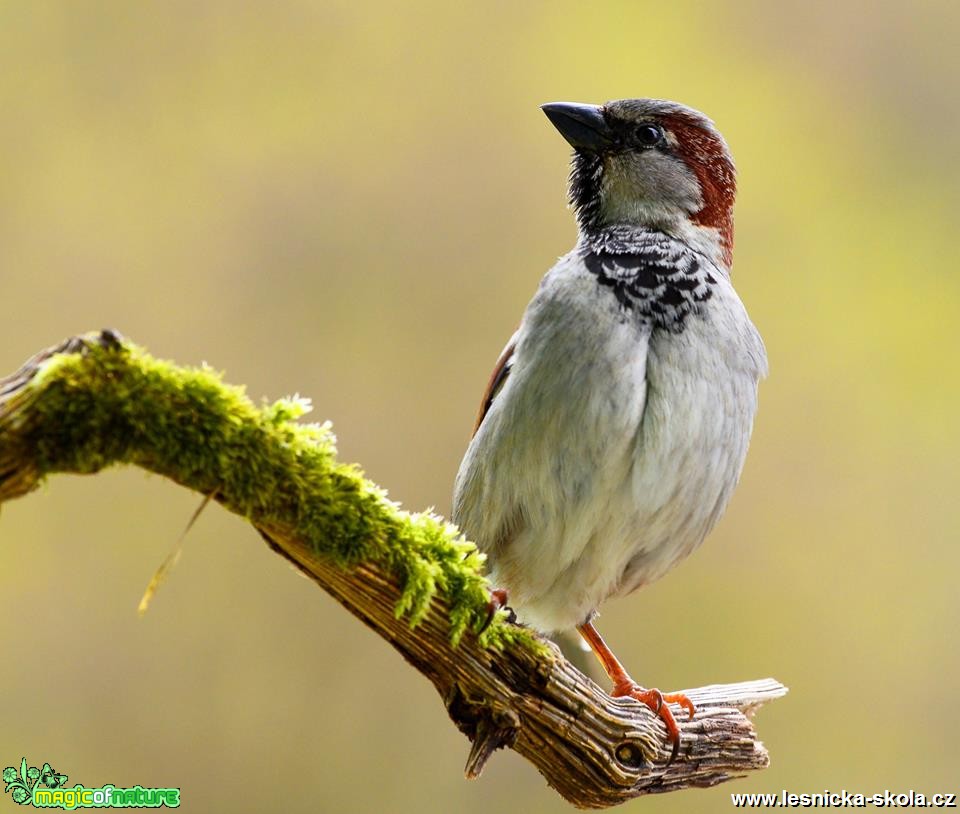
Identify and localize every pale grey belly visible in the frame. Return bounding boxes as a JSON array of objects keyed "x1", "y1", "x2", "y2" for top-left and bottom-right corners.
[{"x1": 497, "y1": 347, "x2": 756, "y2": 631}]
